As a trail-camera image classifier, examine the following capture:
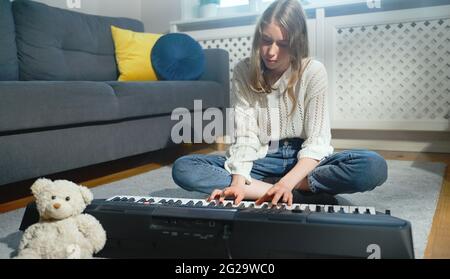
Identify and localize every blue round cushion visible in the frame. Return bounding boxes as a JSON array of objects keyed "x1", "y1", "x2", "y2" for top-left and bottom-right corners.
[{"x1": 151, "y1": 33, "x2": 205, "y2": 81}]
